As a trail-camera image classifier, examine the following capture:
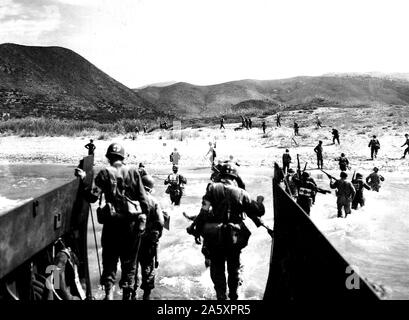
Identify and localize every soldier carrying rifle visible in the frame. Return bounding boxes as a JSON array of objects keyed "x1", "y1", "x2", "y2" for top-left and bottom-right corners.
[
  {"x1": 322, "y1": 170, "x2": 356, "y2": 218},
  {"x1": 292, "y1": 155, "x2": 330, "y2": 215}
]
